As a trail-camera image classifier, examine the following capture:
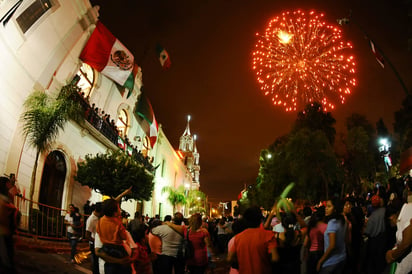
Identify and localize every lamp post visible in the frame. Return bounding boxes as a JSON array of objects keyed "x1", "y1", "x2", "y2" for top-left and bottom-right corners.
[
  {"x1": 378, "y1": 138, "x2": 392, "y2": 172},
  {"x1": 337, "y1": 12, "x2": 409, "y2": 96}
]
